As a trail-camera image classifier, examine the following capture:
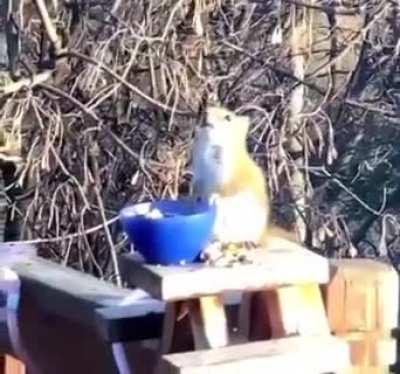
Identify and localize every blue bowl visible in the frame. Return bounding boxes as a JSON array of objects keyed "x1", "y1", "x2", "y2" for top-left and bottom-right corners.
[{"x1": 119, "y1": 199, "x2": 216, "y2": 265}]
